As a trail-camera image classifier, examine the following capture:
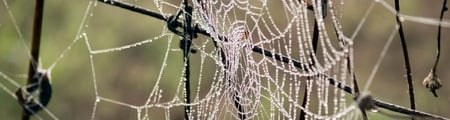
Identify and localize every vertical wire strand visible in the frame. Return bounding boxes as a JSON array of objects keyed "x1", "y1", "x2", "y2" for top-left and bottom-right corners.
[
  {"x1": 20, "y1": 0, "x2": 45, "y2": 120},
  {"x1": 394, "y1": 1, "x2": 416, "y2": 119},
  {"x1": 182, "y1": 0, "x2": 193, "y2": 119},
  {"x1": 431, "y1": 0, "x2": 447, "y2": 97},
  {"x1": 433, "y1": 0, "x2": 447, "y2": 77}
]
